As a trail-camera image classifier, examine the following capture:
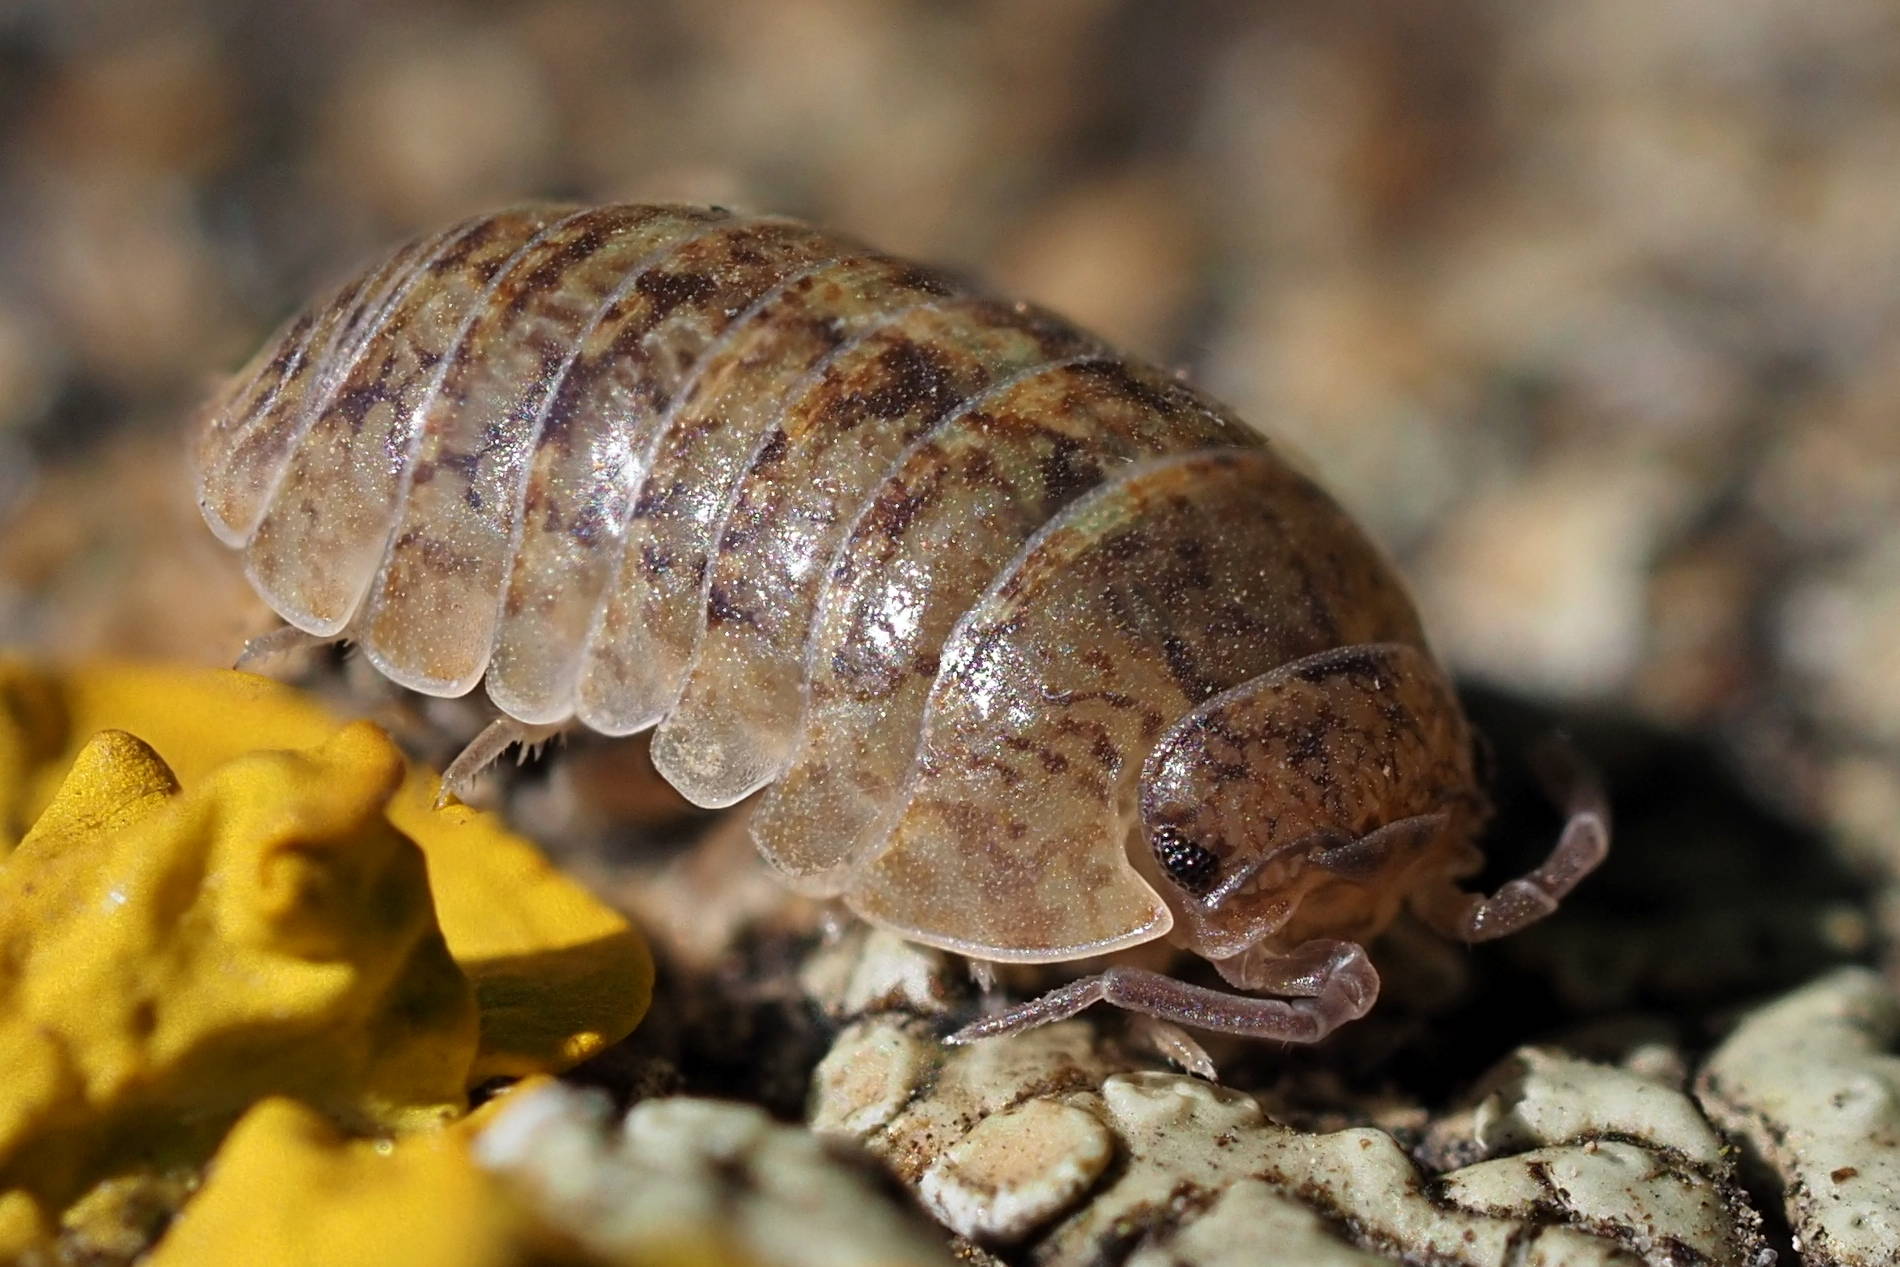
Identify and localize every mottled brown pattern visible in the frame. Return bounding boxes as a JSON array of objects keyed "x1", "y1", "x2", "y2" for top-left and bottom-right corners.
[
  {"x1": 753, "y1": 356, "x2": 1256, "y2": 888},
  {"x1": 576, "y1": 251, "x2": 957, "y2": 735},
  {"x1": 484, "y1": 217, "x2": 848, "y2": 721},
  {"x1": 242, "y1": 206, "x2": 567, "y2": 634},
  {"x1": 197, "y1": 203, "x2": 1511, "y2": 977},
  {"x1": 360, "y1": 205, "x2": 732, "y2": 693},
  {"x1": 196, "y1": 219, "x2": 459, "y2": 546},
  {"x1": 650, "y1": 296, "x2": 1101, "y2": 807},
  {"x1": 847, "y1": 450, "x2": 1424, "y2": 957}
]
